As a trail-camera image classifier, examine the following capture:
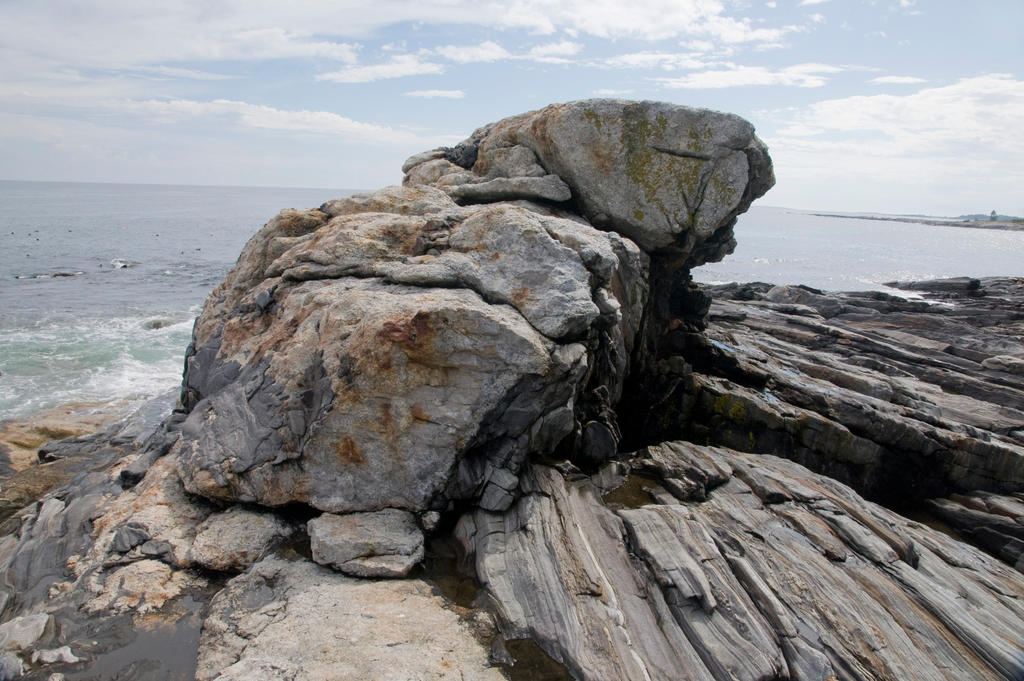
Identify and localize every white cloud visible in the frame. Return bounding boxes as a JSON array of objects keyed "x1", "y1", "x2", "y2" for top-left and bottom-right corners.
[
  {"x1": 488, "y1": 0, "x2": 796, "y2": 44},
  {"x1": 765, "y1": 1, "x2": 777, "y2": 7},
  {"x1": 135, "y1": 66, "x2": 236, "y2": 81},
  {"x1": 656, "y1": 63, "x2": 845, "y2": 89},
  {"x1": 528, "y1": 41, "x2": 584, "y2": 58},
  {"x1": 600, "y1": 52, "x2": 706, "y2": 70},
  {"x1": 120, "y1": 98, "x2": 455, "y2": 146},
  {"x1": 870, "y1": 75, "x2": 927, "y2": 84},
  {"x1": 799, "y1": 0, "x2": 829, "y2": 5},
  {"x1": 777, "y1": 74, "x2": 1024, "y2": 149},
  {"x1": 404, "y1": 89, "x2": 465, "y2": 98},
  {"x1": 0, "y1": 0, "x2": 808, "y2": 77},
  {"x1": 594, "y1": 88, "x2": 634, "y2": 96},
  {"x1": 765, "y1": 74, "x2": 1024, "y2": 208},
  {"x1": 433, "y1": 41, "x2": 511, "y2": 64},
  {"x1": 316, "y1": 55, "x2": 445, "y2": 83}
]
